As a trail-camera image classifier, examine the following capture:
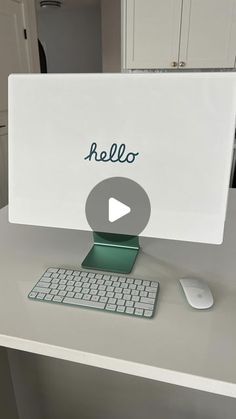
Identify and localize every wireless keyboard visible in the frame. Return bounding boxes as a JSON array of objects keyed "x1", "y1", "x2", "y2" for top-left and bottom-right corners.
[{"x1": 28, "y1": 268, "x2": 159, "y2": 318}]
